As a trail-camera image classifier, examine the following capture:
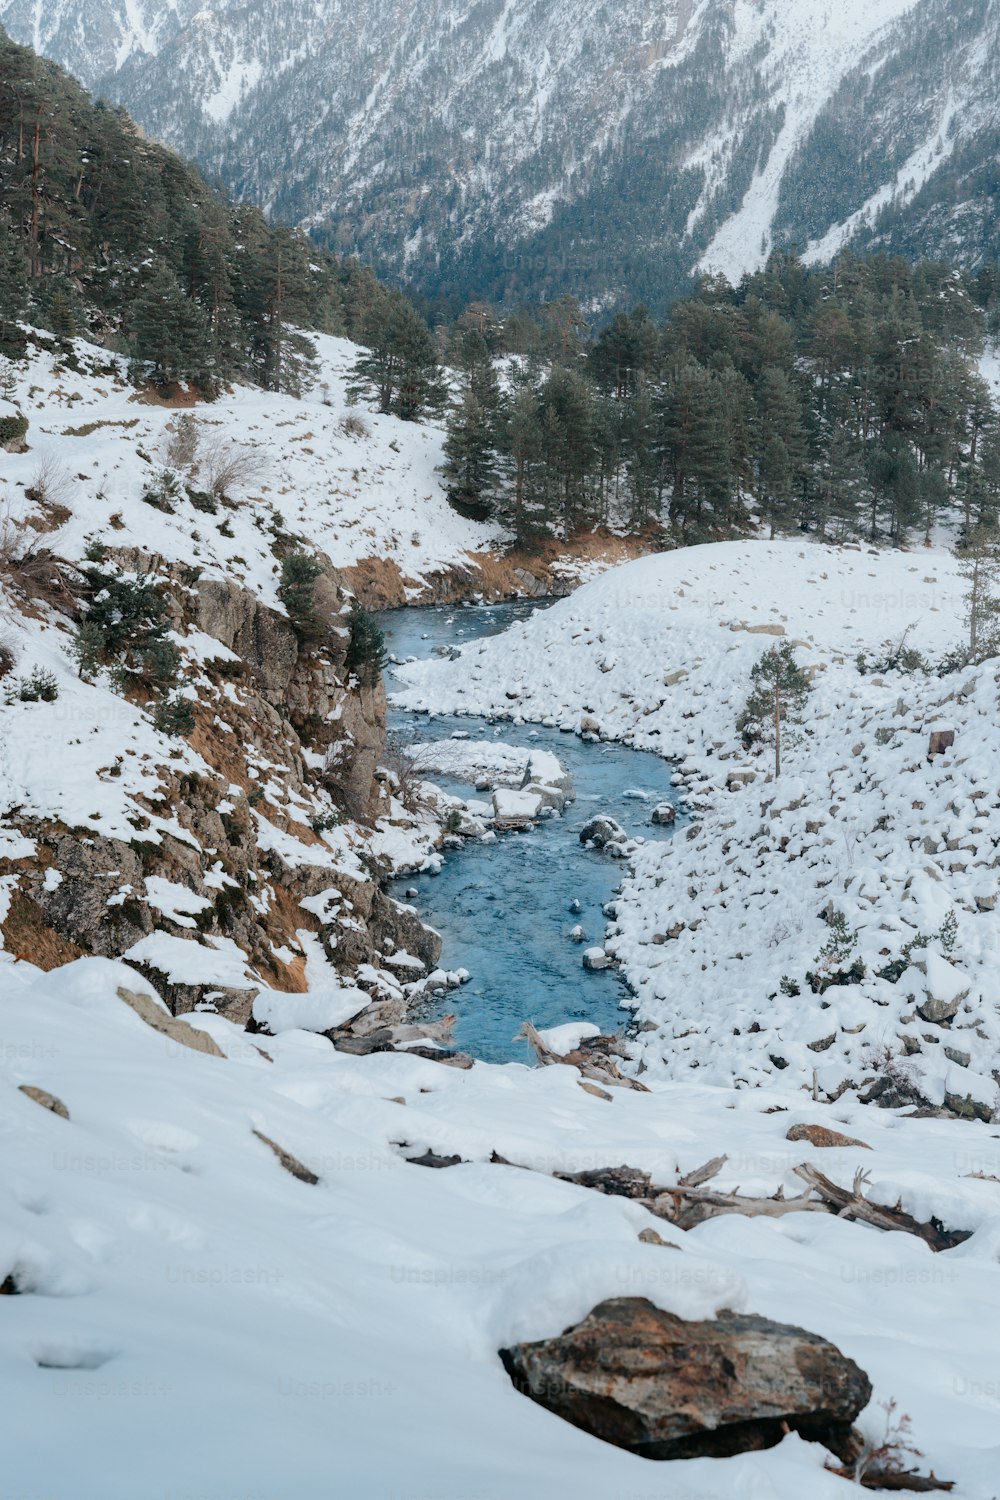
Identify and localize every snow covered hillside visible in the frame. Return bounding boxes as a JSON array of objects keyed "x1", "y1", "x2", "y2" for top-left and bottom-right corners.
[
  {"x1": 0, "y1": 331, "x2": 498, "y2": 602},
  {"x1": 4, "y1": 953, "x2": 1000, "y2": 1498},
  {"x1": 395, "y1": 540, "x2": 1000, "y2": 1115},
  {"x1": 7, "y1": 0, "x2": 1000, "y2": 308}
]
